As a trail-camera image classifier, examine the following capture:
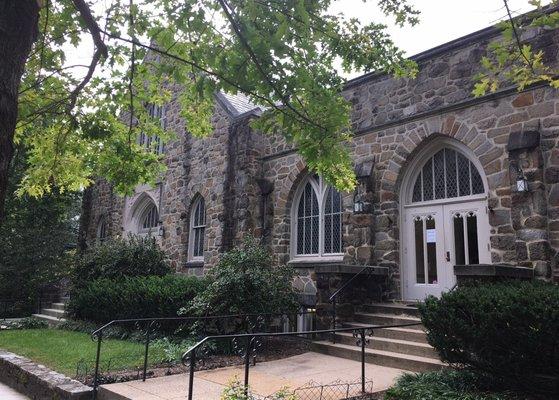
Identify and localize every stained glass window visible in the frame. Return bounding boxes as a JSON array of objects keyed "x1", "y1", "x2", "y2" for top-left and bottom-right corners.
[
  {"x1": 140, "y1": 203, "x2": 159, "y2": 232},
  {"x1": 412, "y1": 148, "x2": 485, "y2": 203},
  {"x1": 294, "y1": 176, "x2": 343, "y2": 257}
]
